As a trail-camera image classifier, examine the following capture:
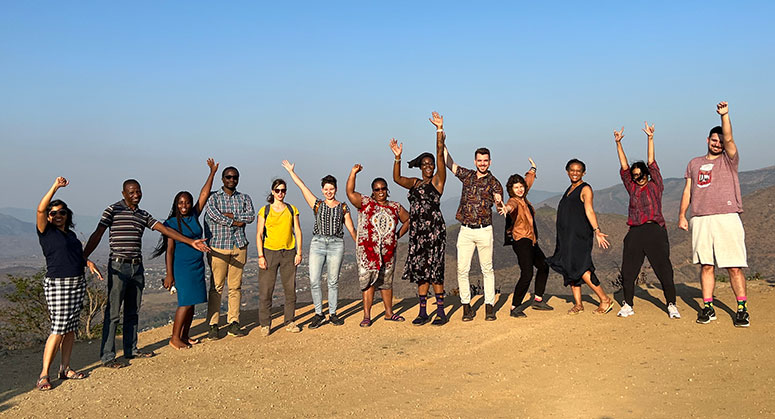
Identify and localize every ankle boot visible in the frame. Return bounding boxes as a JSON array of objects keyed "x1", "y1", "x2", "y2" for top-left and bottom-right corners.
[
  {"x1": 485, "y1": 303, "x2": 496, "y2": 321},
  {"x1": 462, "y1": 303, "x2": 474, "y2": 322}
]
